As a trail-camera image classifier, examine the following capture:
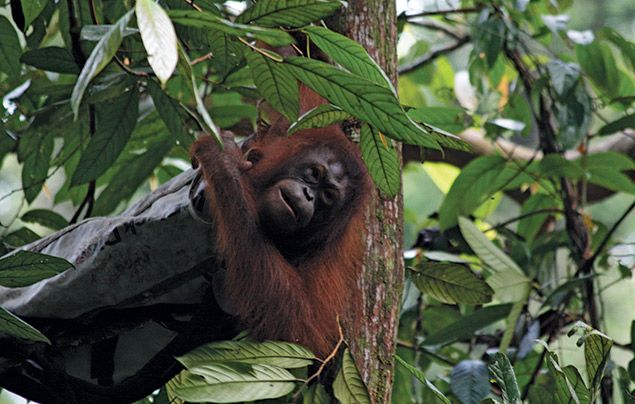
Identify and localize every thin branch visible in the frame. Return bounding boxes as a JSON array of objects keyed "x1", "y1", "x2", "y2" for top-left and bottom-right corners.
[
  {"x1": 407, "y1": 19, "x2": 463, "y2": 40},
  {"x1": 483, "y1": 208, "x2": 565, "y2": 233},
  {"x1": 398, "y1": 36, "x2": 470, "y2": 74},
  {"x1": 404, "y1": 7, "x2": 482, "y2": 19}
]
